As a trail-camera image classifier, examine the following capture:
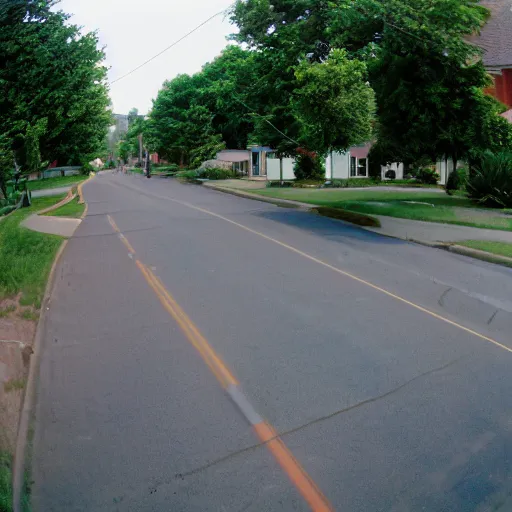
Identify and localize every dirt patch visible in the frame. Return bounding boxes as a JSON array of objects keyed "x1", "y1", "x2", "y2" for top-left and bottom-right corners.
[
  {"x1": 0, "y1": 296, "x2": 37, "y2": 344},
  {"x1": 0, "y1": 296, "x2": 37, "y2": 453}
]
